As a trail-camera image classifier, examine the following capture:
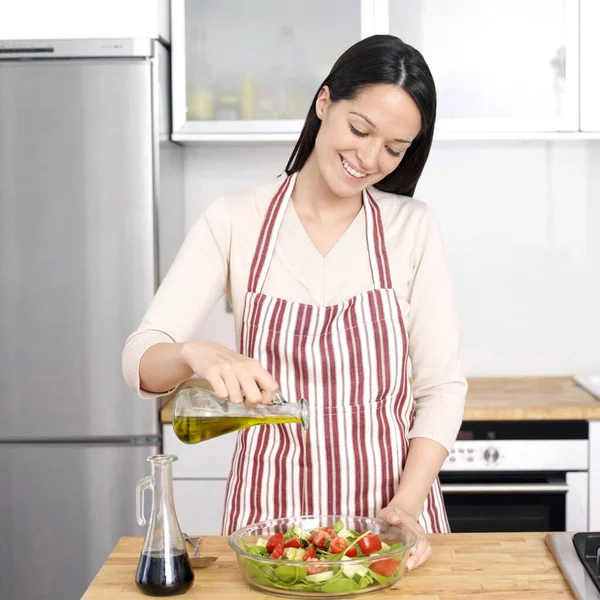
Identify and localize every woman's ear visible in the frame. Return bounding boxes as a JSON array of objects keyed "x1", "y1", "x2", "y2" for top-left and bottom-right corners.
[{"x1": 315, "y1": 85, "x2": 332, "y2": 120}]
